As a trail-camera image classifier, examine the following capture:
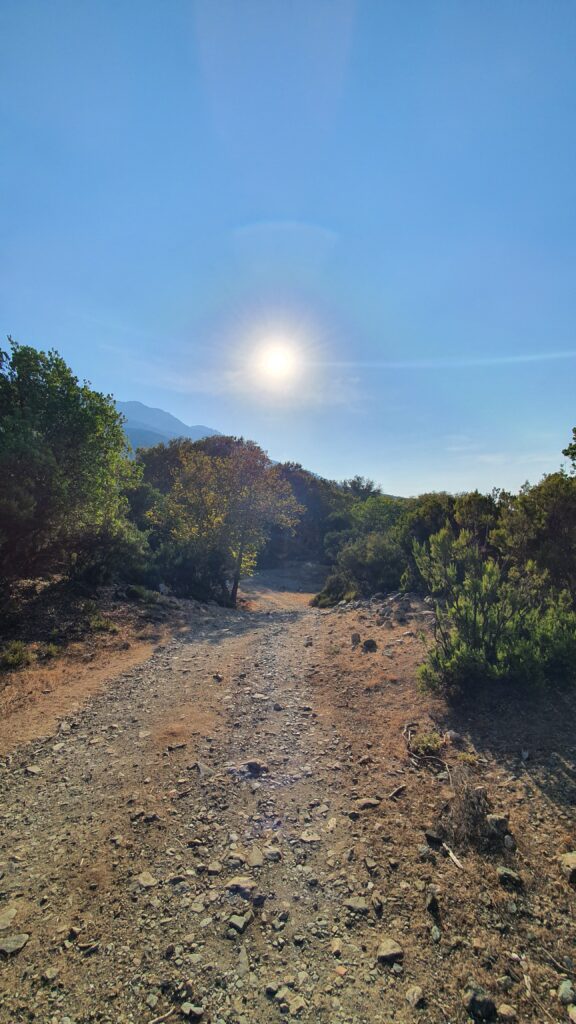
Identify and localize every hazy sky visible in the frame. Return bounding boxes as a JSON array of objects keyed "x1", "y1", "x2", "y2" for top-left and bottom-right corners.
[{"x1": 2, "y1": 1, "x2": 575, "y2": 495}]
